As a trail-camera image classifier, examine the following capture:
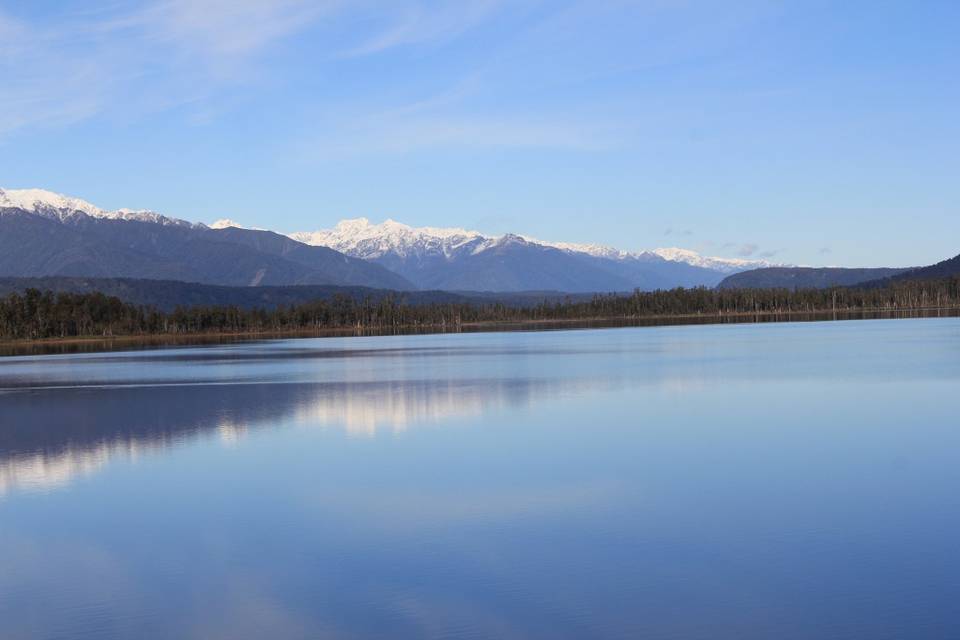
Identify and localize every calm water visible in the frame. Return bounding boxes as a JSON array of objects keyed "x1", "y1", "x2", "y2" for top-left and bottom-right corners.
[{"x1": 1, "y1": 319, "x2": 959, "y2": 639}]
